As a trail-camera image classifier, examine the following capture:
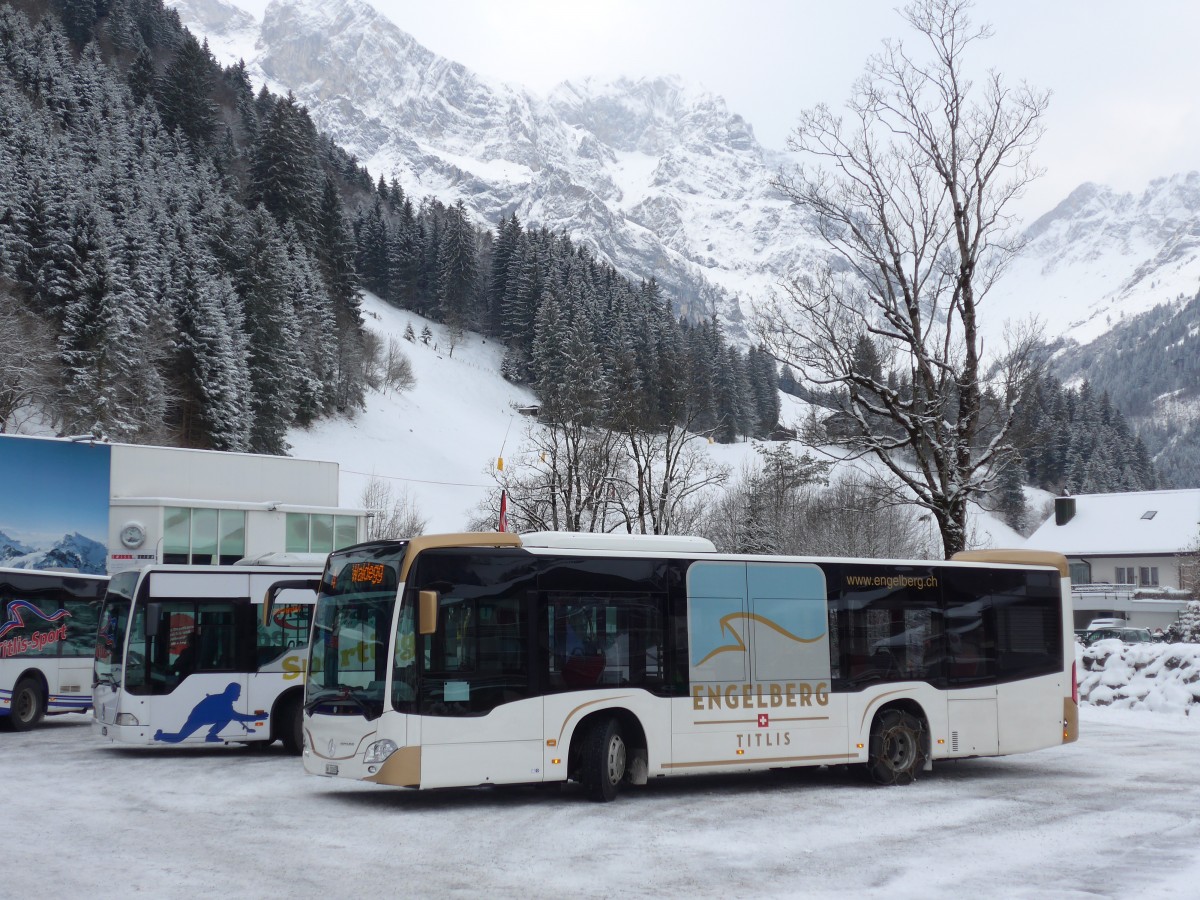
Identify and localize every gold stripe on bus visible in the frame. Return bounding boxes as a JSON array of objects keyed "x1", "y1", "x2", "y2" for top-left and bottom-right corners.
[
  {"x1": 951, "y1": 549, "x2": 1070, "y2": 579},
  {"x1": 399, "y1": 532, "x2": 522, "y2": 580},
  {"x1": 662, "y1": 753, "x2": 855, "y2": 769},
  {"x1": 1063, "y1": 697, "x2": 1079, "y2": 743},
  {"x1": 694, "y1": 612, "x2": 825, "y2": 666},
  {"x1": 555, "y1": 695, "x2": 634, "y2": 747},
  {"x1": 695, "y1": 716, "x2": 830, "y2": 726},
  {"x1": 858, "y1": 688, "x2": 915, "y2": 731},
  {"x1": 365, "y1": 746, "x2": 421, "y2": 787}
]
